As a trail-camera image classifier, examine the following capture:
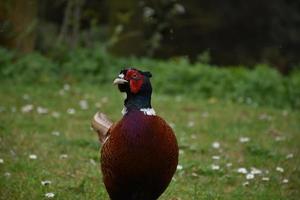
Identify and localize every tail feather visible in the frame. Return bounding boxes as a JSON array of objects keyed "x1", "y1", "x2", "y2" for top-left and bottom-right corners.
[{"x1": 91, "y1": 112, "x2": 113, "y2": 144}]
